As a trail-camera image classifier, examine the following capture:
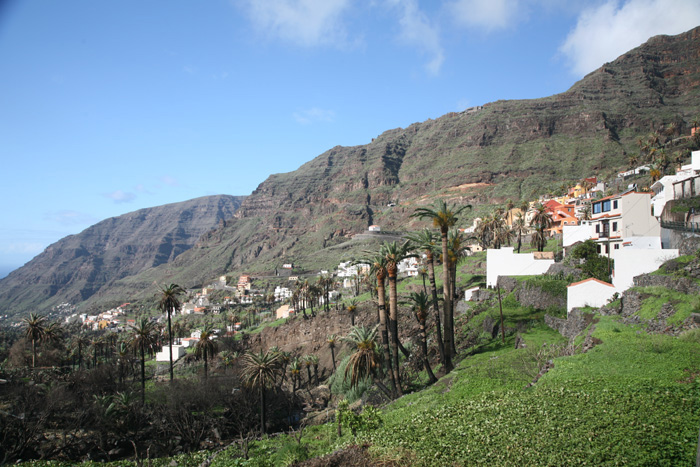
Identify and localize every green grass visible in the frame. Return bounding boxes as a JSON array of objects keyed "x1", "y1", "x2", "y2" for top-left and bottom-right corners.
[{"x1": 634, "y1": 286, "x2": 700, "y2": 324}]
